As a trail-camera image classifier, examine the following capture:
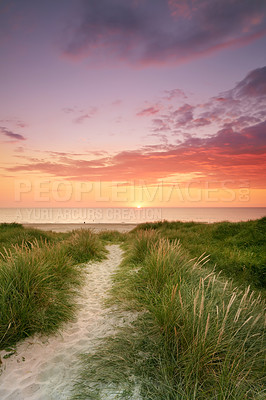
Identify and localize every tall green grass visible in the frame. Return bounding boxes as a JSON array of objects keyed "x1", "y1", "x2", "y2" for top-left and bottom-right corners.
[
  {"x1": 133, "y1": 217, "x2": 266, "y2": 289},
  {"x1": 97, "y1": 230, "x2": 126, "y2": 244},
  {"x1": 0, "y1": 222, "x2": 61, "y2": 257},
  {"x1": 0, "y1": 226, "x2": 106, "y2": 350},
  {"x1": 64, "y1": 229, "x2": 107, "y2": 263},
  {"x1": 73, "y1": 231, "x2": 265, "y2": 399}
]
